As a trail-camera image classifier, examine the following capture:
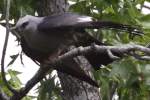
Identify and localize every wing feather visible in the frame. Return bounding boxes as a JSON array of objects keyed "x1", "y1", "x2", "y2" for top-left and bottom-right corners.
[
  {"x1": 38, "y1": 12, "x2": 143, "y2": 35},
  {"x1": 38, "y1": 12, "x2": 92, "y2": 31}
]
